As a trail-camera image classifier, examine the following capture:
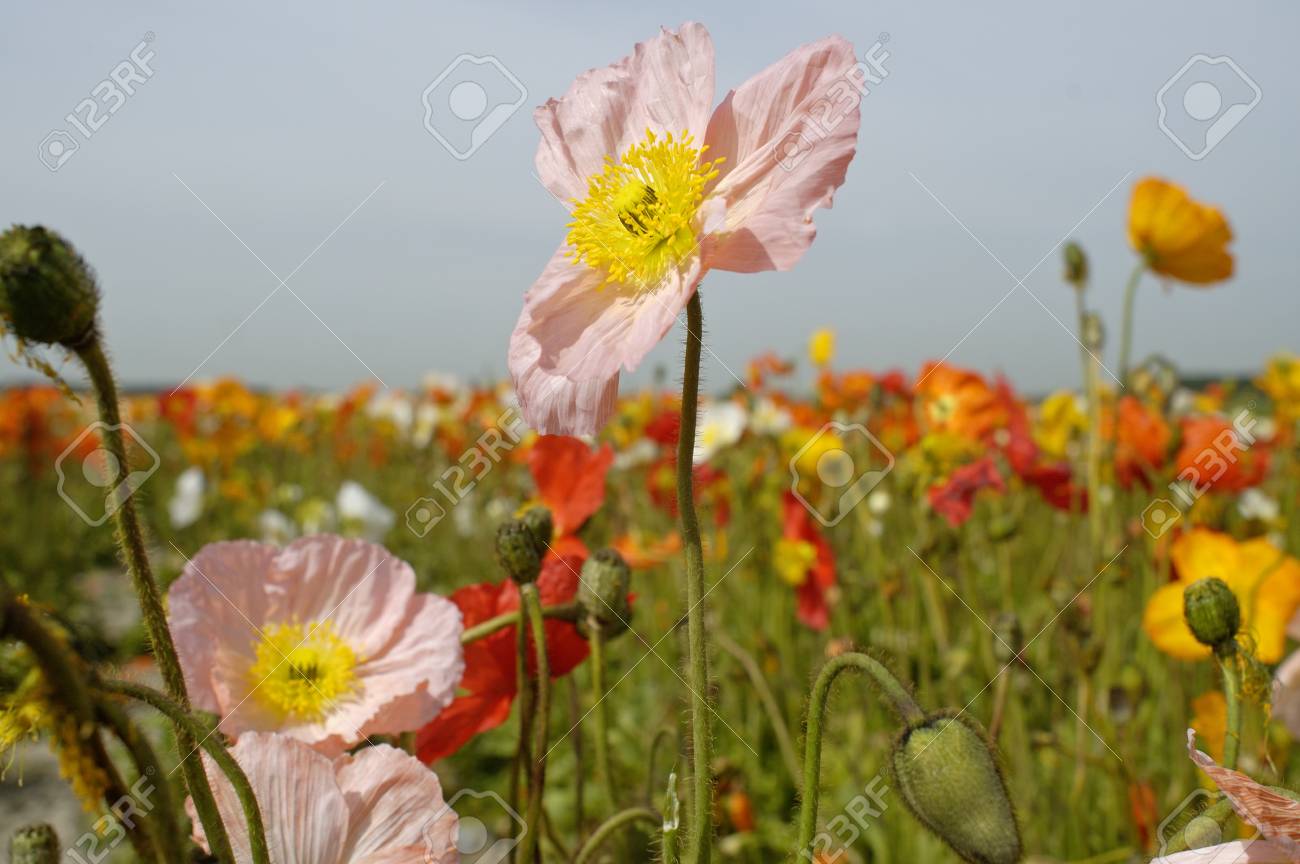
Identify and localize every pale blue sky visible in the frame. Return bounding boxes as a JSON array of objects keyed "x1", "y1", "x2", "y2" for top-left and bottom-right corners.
[{"x1": 3, "y1": 1, "x2": 1297, "y2": 393}]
